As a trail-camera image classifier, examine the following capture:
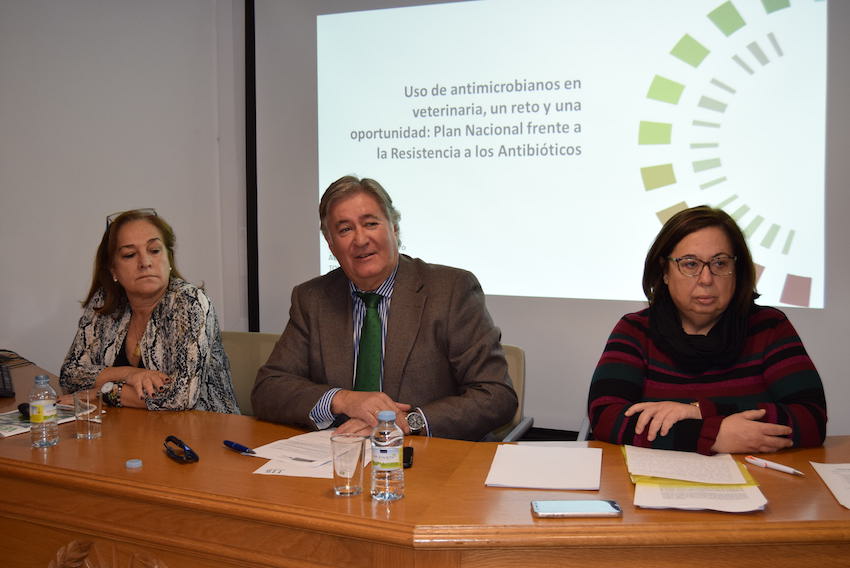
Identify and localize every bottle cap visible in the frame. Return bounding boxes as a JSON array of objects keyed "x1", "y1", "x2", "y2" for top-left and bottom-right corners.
[
  {"x1": 377, "y1": 410, "x2": 396, "y2": 422},
  {"x1": 125, "y1": 458, "x2": 143, "y2": 470}
]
